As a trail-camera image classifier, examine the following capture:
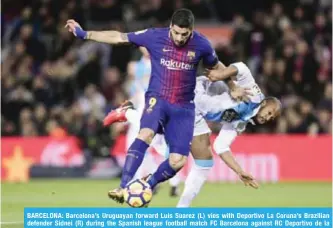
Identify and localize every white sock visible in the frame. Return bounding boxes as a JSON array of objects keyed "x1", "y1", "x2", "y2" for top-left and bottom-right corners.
[
  {"x1": 176, "y1": 164, "x2": 211, "y2": 208},
  {"x1": 125, "y1": 109, "x2": 140, "y2": 127},
  {"x1": 169, "y1": 172, "x2": 181, "y2": 187}
]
